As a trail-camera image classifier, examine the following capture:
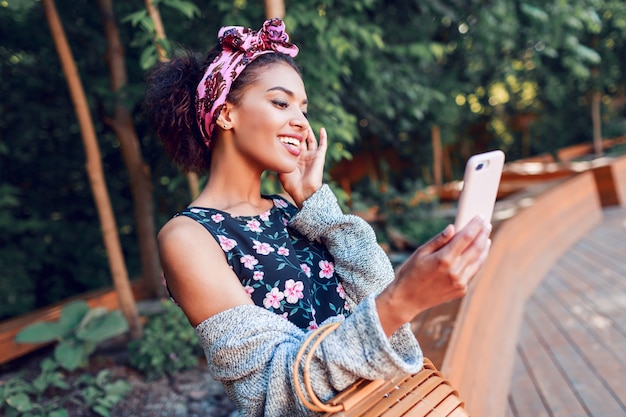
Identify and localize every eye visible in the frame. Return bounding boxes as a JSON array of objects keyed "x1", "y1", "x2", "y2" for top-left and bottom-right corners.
[
  {"x1": 301, "y1": 110, "x2": 309, "y2": 119},
  {"x1": 272, "y1": 100, "x2": 289, "y2": 109}
]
